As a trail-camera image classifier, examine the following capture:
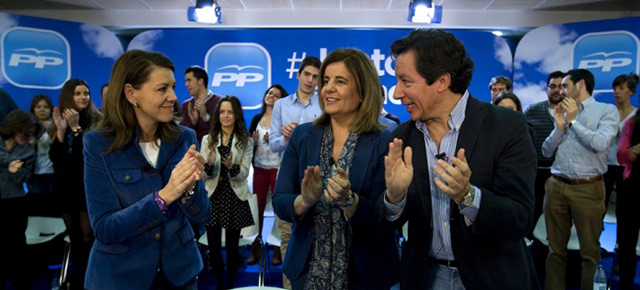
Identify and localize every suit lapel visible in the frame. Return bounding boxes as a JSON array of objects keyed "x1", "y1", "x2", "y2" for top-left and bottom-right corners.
[
  {"x1": 456, "y1": 96, "x2": 486, "y2": 163},
  {"x1": 350, "y1": 132, "x2": 374, "y2": 191},
  {"x1": 306, "y1": 126, "x2": 323, "y2": 166},
  {"x1": 405, "y1": 123, "x2": 432, "y2": 220}
]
